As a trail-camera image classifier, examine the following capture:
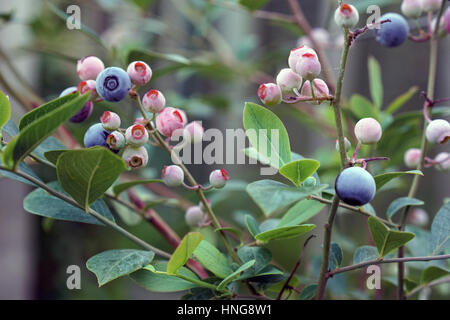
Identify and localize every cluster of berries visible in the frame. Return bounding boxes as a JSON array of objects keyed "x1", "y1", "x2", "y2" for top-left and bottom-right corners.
[
  {"x1": 375, "y1": 1, "x2": 450, "y2": 48},
  {"x1": 335, "y1": 117, "x2": 383, "y2": 207},
  {"x1": 61, "y1": 56, "x2": 208, "y2": 171},
  {"x1": 257, "y1": 44, "x2": 330, "y2": 107}
]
